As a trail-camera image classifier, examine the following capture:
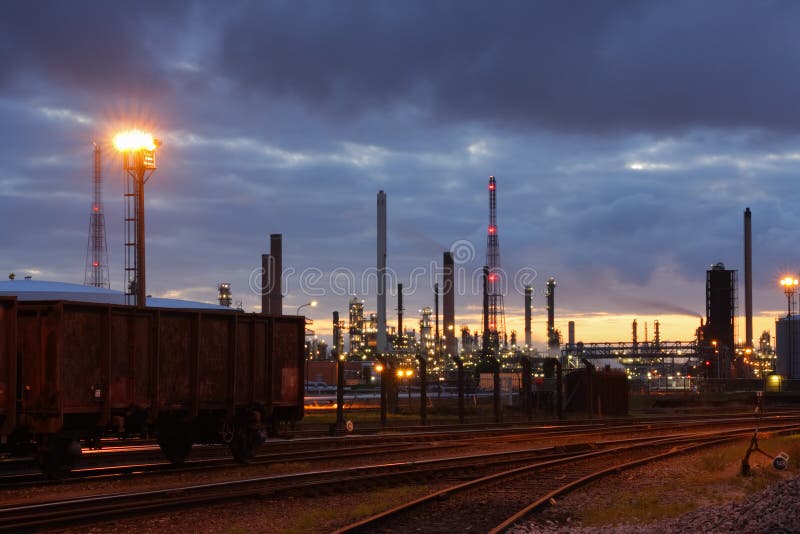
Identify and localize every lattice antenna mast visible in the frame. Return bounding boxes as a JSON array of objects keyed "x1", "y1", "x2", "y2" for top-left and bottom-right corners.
[
  {"x1": 84, "y1": 142, "x2": 110, "y2": 288},
  {"x1": 485, "y1": 175, "x2": 506, "y2": 355}
]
